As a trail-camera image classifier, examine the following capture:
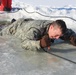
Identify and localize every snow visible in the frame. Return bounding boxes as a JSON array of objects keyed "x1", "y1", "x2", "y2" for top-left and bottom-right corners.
[{"x1": 11, "y1": 1, "x2": 76, "y2": 21}]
